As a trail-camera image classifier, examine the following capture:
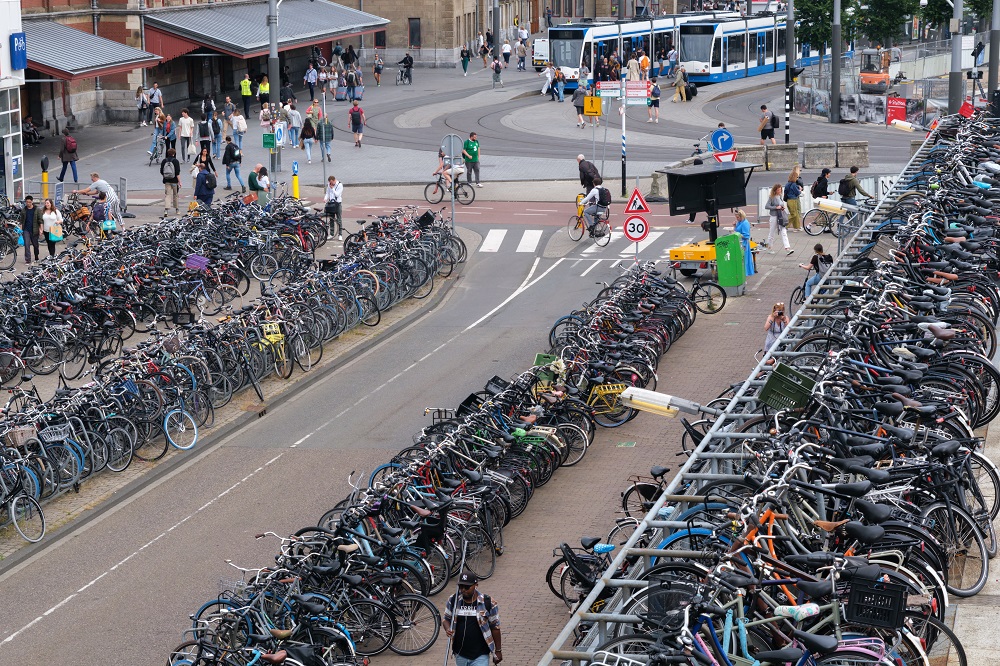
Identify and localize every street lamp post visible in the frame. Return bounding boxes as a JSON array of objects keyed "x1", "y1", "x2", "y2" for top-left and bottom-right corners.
[
  {"x1": 989, "y1": 0, "x2": 1000, "y2": 97},
  {"x1": 830, "y1": 0, "x2": 841, "y2": 124},
  {"x1": 948, "y1": 0, "x2": 964, "y2": 113},
  {"x1": 267, "y1": 0, "x2": 282, "y2": 172}
]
